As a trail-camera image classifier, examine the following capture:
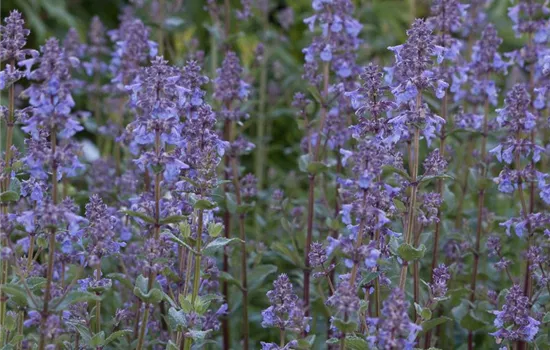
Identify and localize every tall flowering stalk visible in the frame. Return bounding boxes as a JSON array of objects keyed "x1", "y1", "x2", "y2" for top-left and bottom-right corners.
[
  {"x1": 506, "y1": 2, "x2": 550, "y2": 319},
  {"x1": 214, "y1": 50, "x2": 251, "y2": 349},
  {"x1": 466, "y1": 24, "x2": 506, "y2": 349},
  {"x1": 20, "y1": 37, "x2": 84, "y2": 350},
  {"x1": 426, "y1": 0, "x2": 466, "y2": 284},
  {"x1": 385, "y1": 19, "x2": 447, "y2": 290},
  {"x1": 0, "y1": 10, "x2": 36, "y2": 340},
  {"x1": 124, "y1": 56, "x2": 189, "y2": 349},
  {"x1": 301, "y1": 0, "x2": 362, "y2": 319},
  {"x1": 490, "y1": 84, "x2": 544, "y2": 348}
]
